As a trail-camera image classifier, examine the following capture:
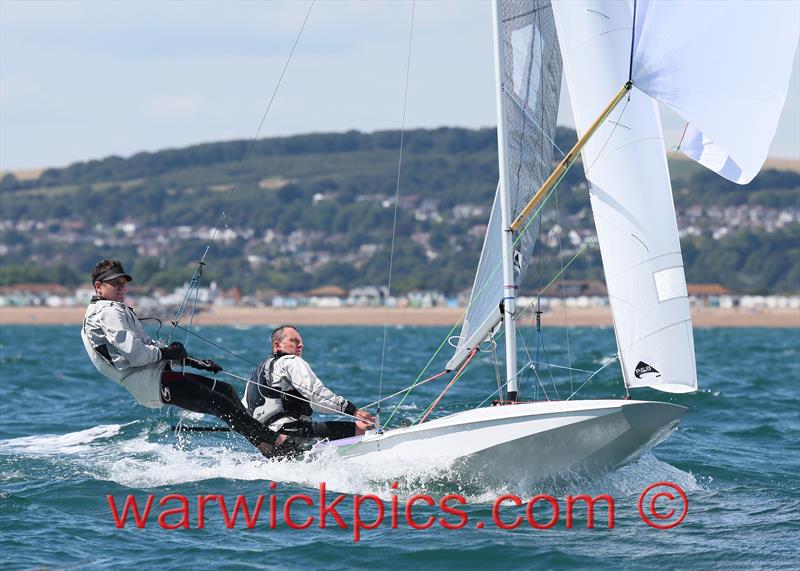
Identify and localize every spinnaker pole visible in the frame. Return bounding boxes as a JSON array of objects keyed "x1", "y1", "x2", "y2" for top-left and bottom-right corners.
[{"x1": 509, "y1": 80, "x2": 633, "y2": 232}]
